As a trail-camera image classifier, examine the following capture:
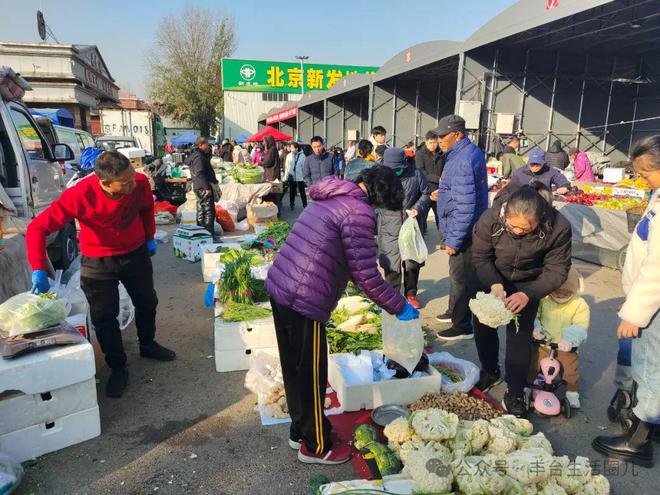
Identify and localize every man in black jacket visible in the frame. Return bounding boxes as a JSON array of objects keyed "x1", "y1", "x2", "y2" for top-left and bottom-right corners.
[
  {"x1": 415, "y1": 131, "x2": 445, "y2": 241},
  {"x1": 187, "y1": 137, "x2": 218, "y2": 236}
]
